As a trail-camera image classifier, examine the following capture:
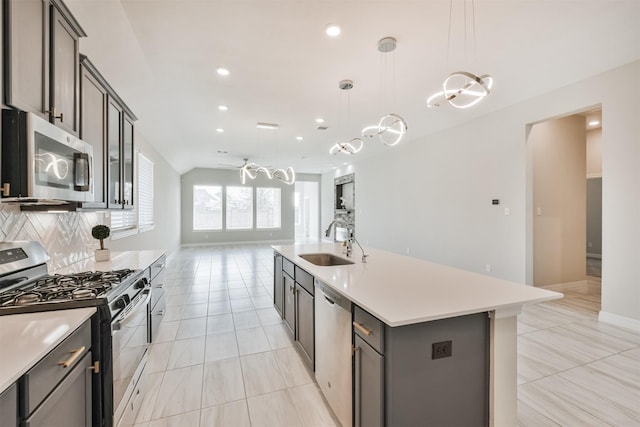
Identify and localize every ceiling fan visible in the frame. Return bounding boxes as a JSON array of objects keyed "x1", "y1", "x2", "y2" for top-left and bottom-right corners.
[{"x1": 216, "y1": 158, "x2": 272, "y2": 170}]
